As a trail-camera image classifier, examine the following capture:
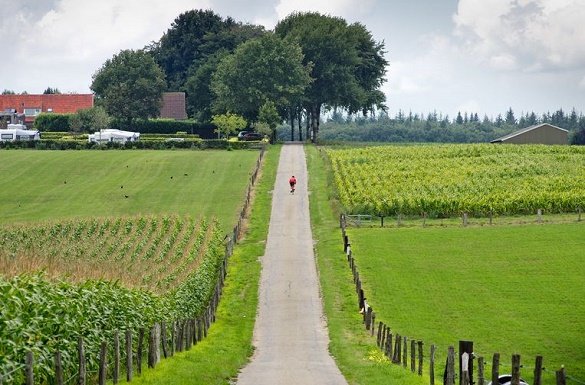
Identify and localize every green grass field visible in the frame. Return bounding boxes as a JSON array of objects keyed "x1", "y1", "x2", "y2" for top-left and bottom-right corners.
[
  {"x1": 348, "y1": 224, "x2": 585, "y2": 383},
  {"x1": 0, "y1": 150, "x2": 260, "y2": 231}
]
